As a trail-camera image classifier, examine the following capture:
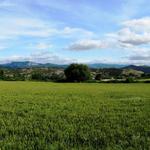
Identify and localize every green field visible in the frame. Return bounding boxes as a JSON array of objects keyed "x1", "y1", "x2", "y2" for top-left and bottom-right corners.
[{"x1": 0, "y1": 82, "x2": 150, "y2": 150}]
